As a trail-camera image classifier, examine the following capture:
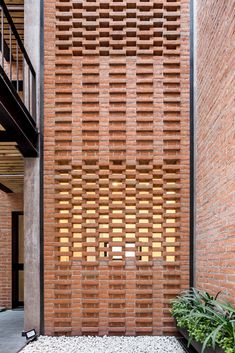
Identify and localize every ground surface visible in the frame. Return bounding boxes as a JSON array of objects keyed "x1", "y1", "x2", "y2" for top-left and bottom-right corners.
[
  {"x1": 21, "y1": 336, "x2": 185, "y2": 353},
  {"x1": 0, "y1": 309, "x2": 25, "y2": 353}
]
